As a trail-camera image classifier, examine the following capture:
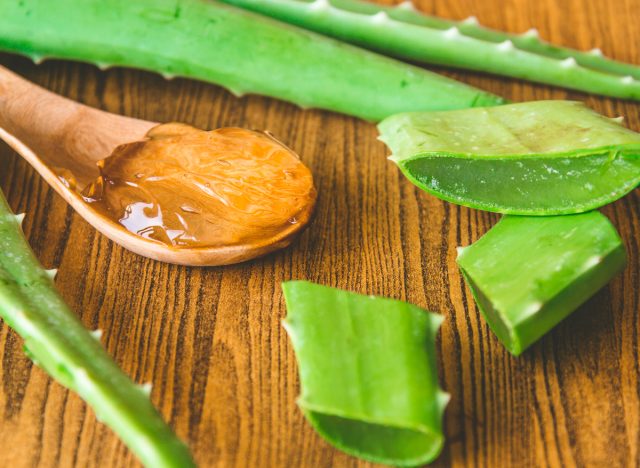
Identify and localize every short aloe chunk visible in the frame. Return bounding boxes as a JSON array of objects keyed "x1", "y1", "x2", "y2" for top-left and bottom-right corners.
[
  {"x1": 457, "y1": 212, "x2": 627, "y2": 356},
  {"x1": 378, "y1": 100, "x2": 640, "y2": 215},
  {"x1": 282, "y1": 281, "x2": 449, "y2": 466}
]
